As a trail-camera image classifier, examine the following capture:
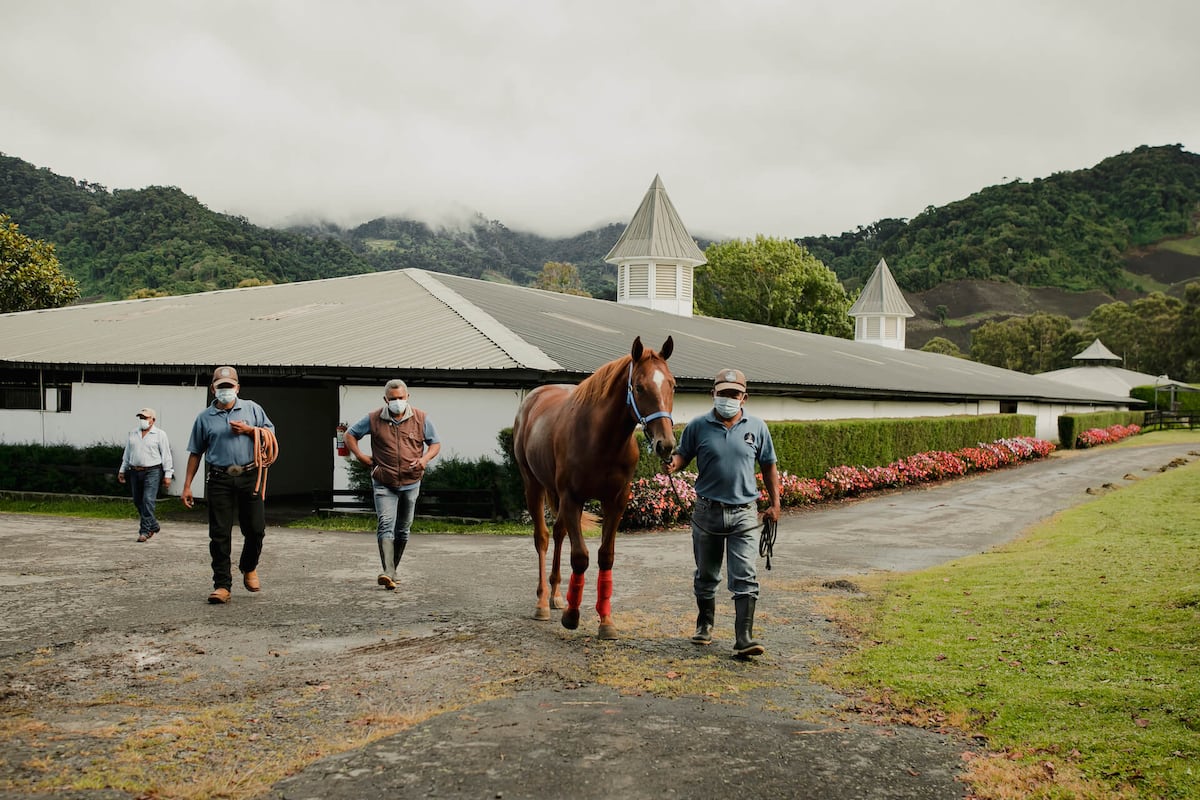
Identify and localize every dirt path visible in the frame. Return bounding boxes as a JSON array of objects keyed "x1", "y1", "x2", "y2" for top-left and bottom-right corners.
[{"x1": 1, "y1": 442, "x2": 1195, "y2": 799}]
